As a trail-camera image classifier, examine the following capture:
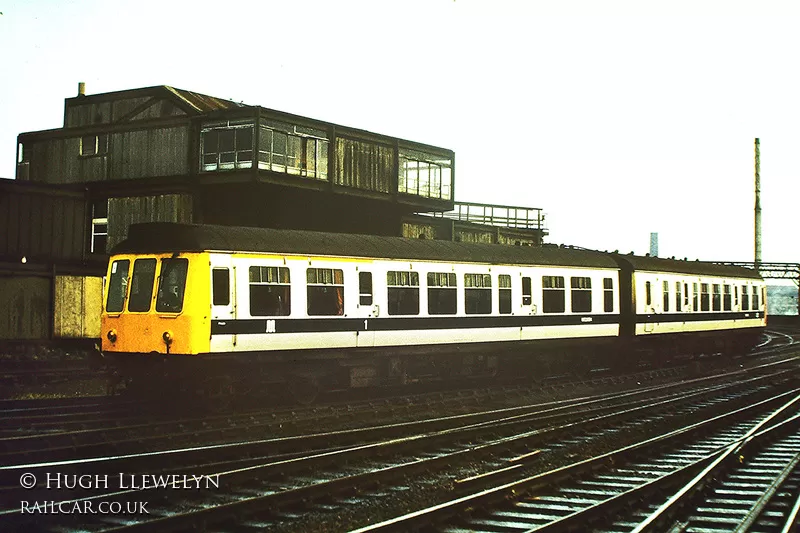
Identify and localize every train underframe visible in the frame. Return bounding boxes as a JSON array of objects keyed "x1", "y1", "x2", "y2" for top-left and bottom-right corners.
[{"x1": 103, "y1": 327, "x2": 765, "y2": 403}]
